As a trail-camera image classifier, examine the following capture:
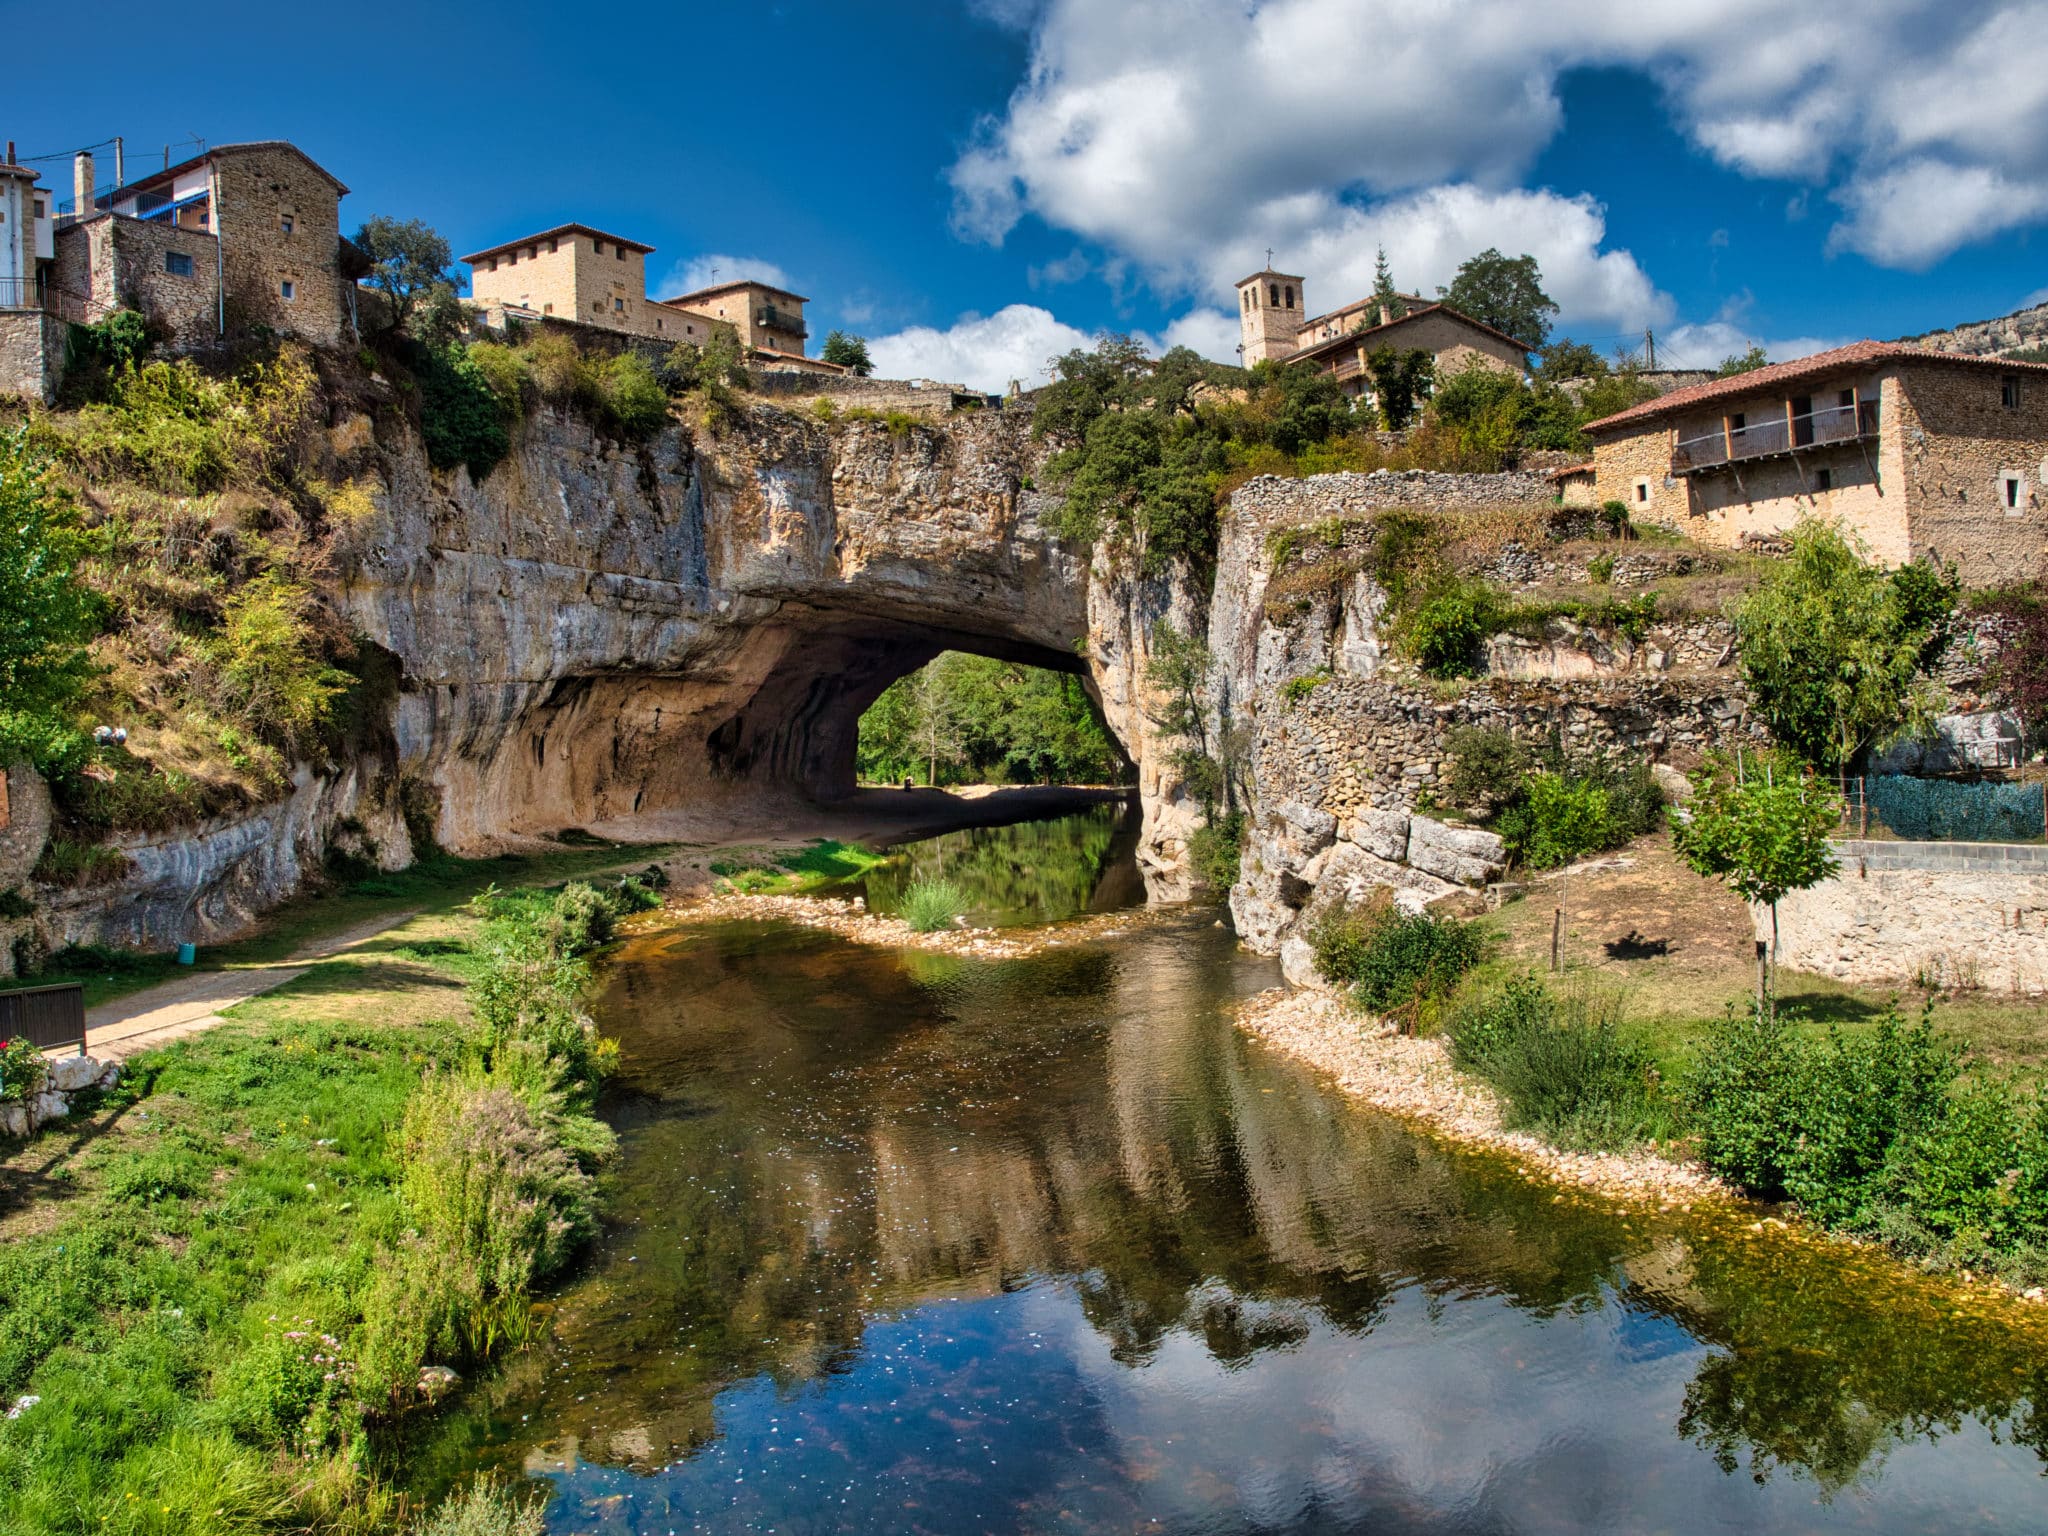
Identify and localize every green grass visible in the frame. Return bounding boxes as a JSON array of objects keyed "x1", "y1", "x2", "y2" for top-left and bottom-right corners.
[
  {"x1": 899, "y1": 879, "x2": 966, "y2": 933},
  {"x1": 709, "y1": 838, "x2": 885, "y2": 895},
  {"x1": 5, "y1": 843, "x2": 674, "y2": 1012}
]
